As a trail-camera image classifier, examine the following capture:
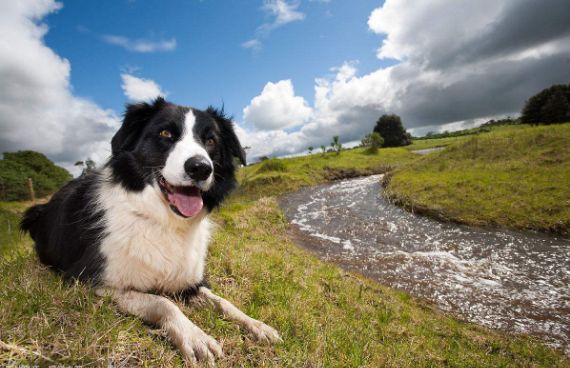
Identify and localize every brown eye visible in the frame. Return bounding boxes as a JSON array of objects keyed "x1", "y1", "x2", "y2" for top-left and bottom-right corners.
[
  {"x1": 206, "y1": 138, "x2": 216, "y2": 146},
  {"x1": 159, "y1": 130, "x2": 172, "y2": 138}
]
